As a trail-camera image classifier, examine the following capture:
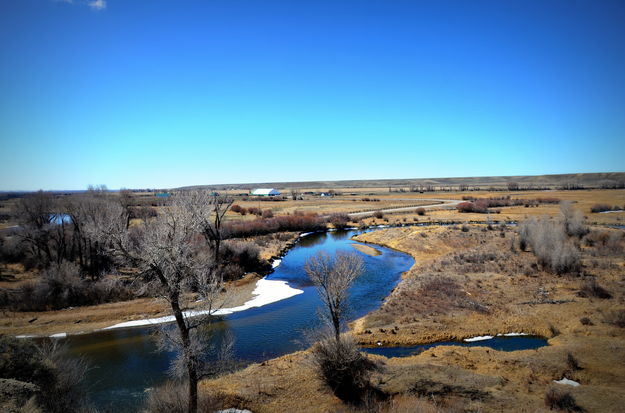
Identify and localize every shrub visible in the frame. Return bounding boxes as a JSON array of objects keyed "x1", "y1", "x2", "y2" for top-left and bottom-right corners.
[
  {"x1": 329, "y1": 213, "x2": 350, "y2": 230},
  {"x1": 223, "y1": 213, "x2": 325, "y2": 238},
  {"x1": 456, "y1": 202, "x2": 474, "y2": 213},
  {"x1": 461, "y1": 224, "x2": 470, "y2": 232},
  {"x1": 220, "y1": 241, "x2": 265, "y2": 276},
  {"x1": 261, "y1": 209, "x2": 274, "y2": 219},
  {"x1": 605, "y1": 309, "x2": 625, "y2": 328},
  {"x1": 0, "y1": 336, "x2": 92, "y2": 413},
  {"x1": 373, "y1": 211, "x2": 384, "y2": 219},
  {"x1": 311, "y1": 334, "x2": 379, "y2": 403},
  {"x1": 141, "y1": 381, "x2": 223, "y2": 413},
  {"x1": 590, "y1": 204, "x2": 622, "y2": 213},
  {"x1": 577, "y1": 278, "x2": 612, "y2": 299},
  {"x1": 518, "y1": 217, "x2": 581, "y2": 274},
  {"x1": 415, "y1": 208, "x2": 426, "y2": 216},
  {"x1": 560, "y1": 201, "x2": 587, "y2": 238},
  {"x1": 544, "y1": 388, "x2": 582, "y2": 412},
  {"x1": 579, "y1": 317, "x2": 593, "y2": 326},
  {"x1": 566, "y1": 353, "x2": 581, "y2": 371},
  {"x1": 456, "y1": 200, "x2": 489, "y2": 213},
  {"x1": 1, "y1": 262, "x2": 135, "y2": 311},
  {"x1": 247, "y1": 207, "x2": 262, "y2": 216},
  {"x1": 230, "y1": 204, "x2": 242, "y2": 213}
]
